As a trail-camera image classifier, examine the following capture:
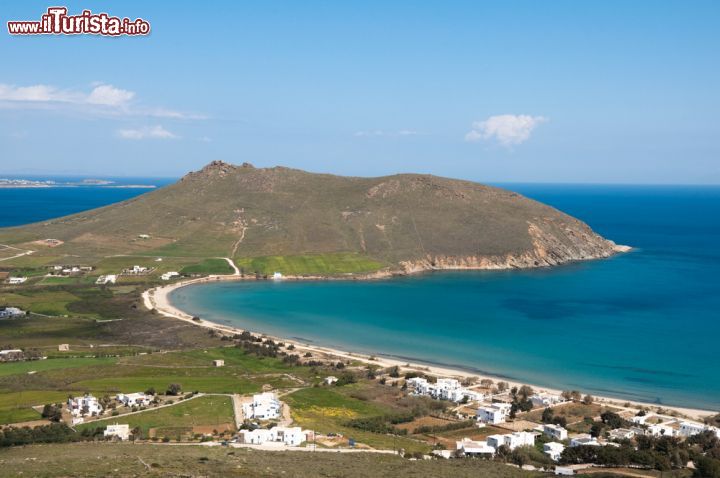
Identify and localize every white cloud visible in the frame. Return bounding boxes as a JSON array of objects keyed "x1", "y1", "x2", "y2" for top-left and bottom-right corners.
[
  {"x1": 117, "y1": 125, "x2": 178, "y2": 140},
  {"x1": 0, "y1": 84, "x2": 77, "y2": 102},
  {"x1": 0, "y1": 83, "x2": 203, "y2": 120},
  {"x1": 86, "y1": 84, "x2": 135, "y2": 106},
  {"x1": 354, "y1": 129, "x2": 420, "y2": 137},
  {"x1": 465, "y1": 114, "x2": 547, "y2": 146}
]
